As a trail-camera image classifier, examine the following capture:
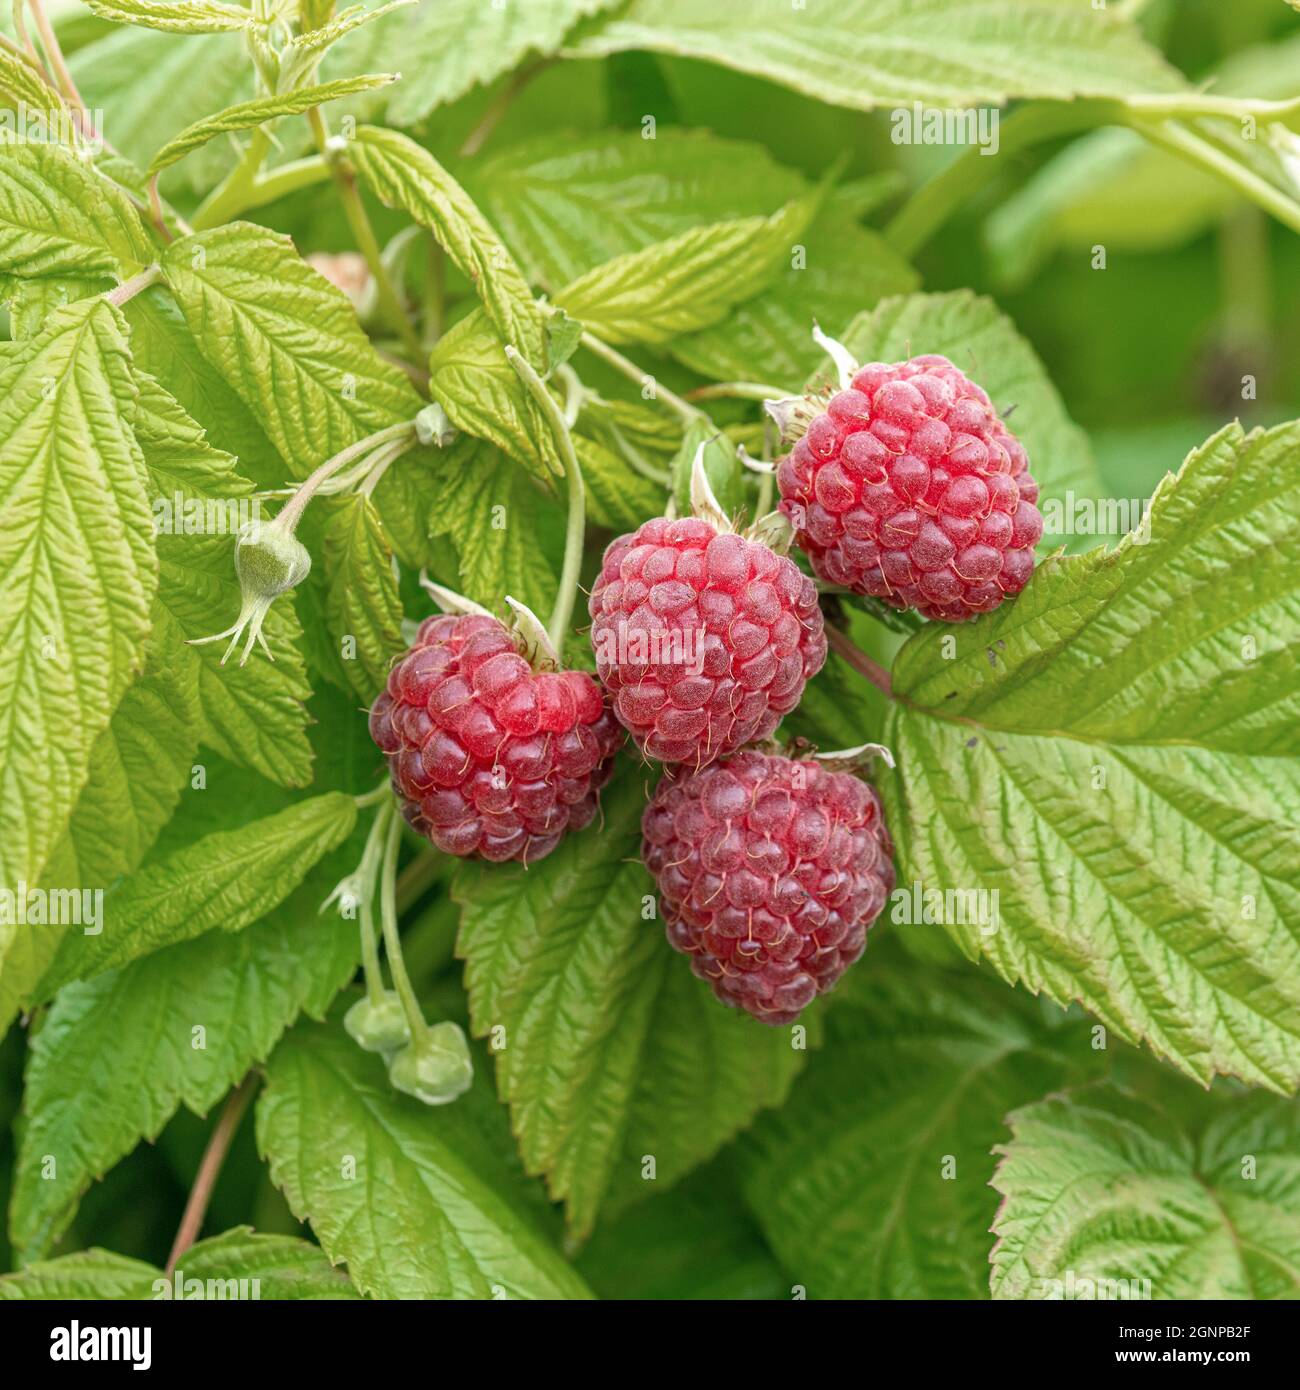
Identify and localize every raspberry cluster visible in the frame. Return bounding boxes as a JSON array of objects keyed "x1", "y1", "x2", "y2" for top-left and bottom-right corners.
[
  {"x1": 588, "y1": 516, "x2": 827, "y2": 767},
  {"x1": 642, "y1": 750, "x2": 894, "y2": 1024},
  {"x1": 776, "y1": 354, "x2": 1043, "y2": 622},
  {"x1": 370, "y1": 613, "x2": 623, "y2": 864}
]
